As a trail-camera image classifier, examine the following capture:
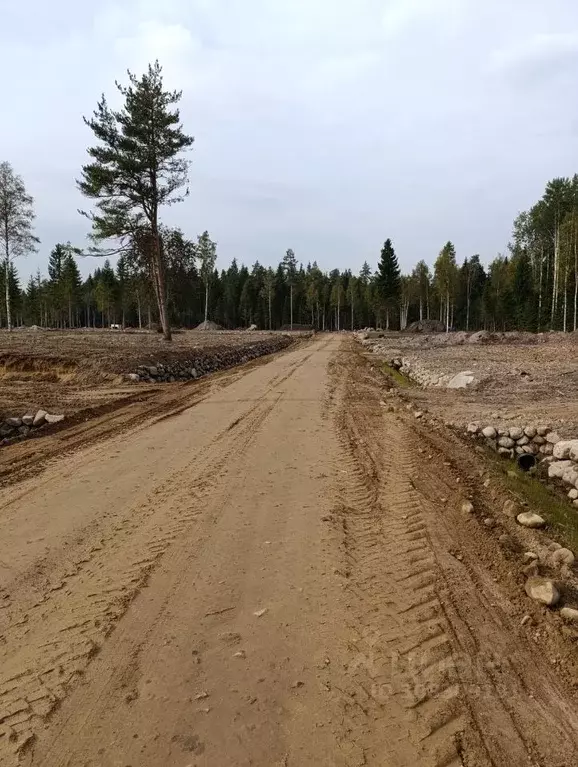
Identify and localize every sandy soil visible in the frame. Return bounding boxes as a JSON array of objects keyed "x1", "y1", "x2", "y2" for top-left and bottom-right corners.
[
  {"x1": 1, "y1": 336, "x2": 577, "y2": 766},
  {"x1": 366, "y1": 332, "x2": 578, "y2": 434},
  {"x1": 0, "y1": 329, "x2": 291, "y2": 418}
]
